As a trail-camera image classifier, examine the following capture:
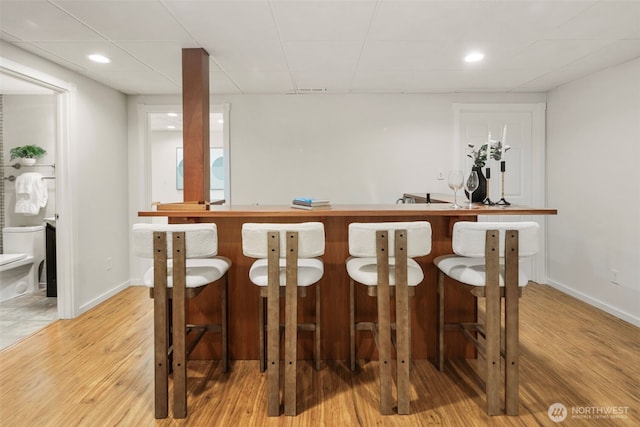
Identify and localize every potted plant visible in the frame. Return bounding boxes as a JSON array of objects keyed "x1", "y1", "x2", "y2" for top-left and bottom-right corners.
[{"x1": 9, "y1": 145, "x2": 47, "y2": 166}]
